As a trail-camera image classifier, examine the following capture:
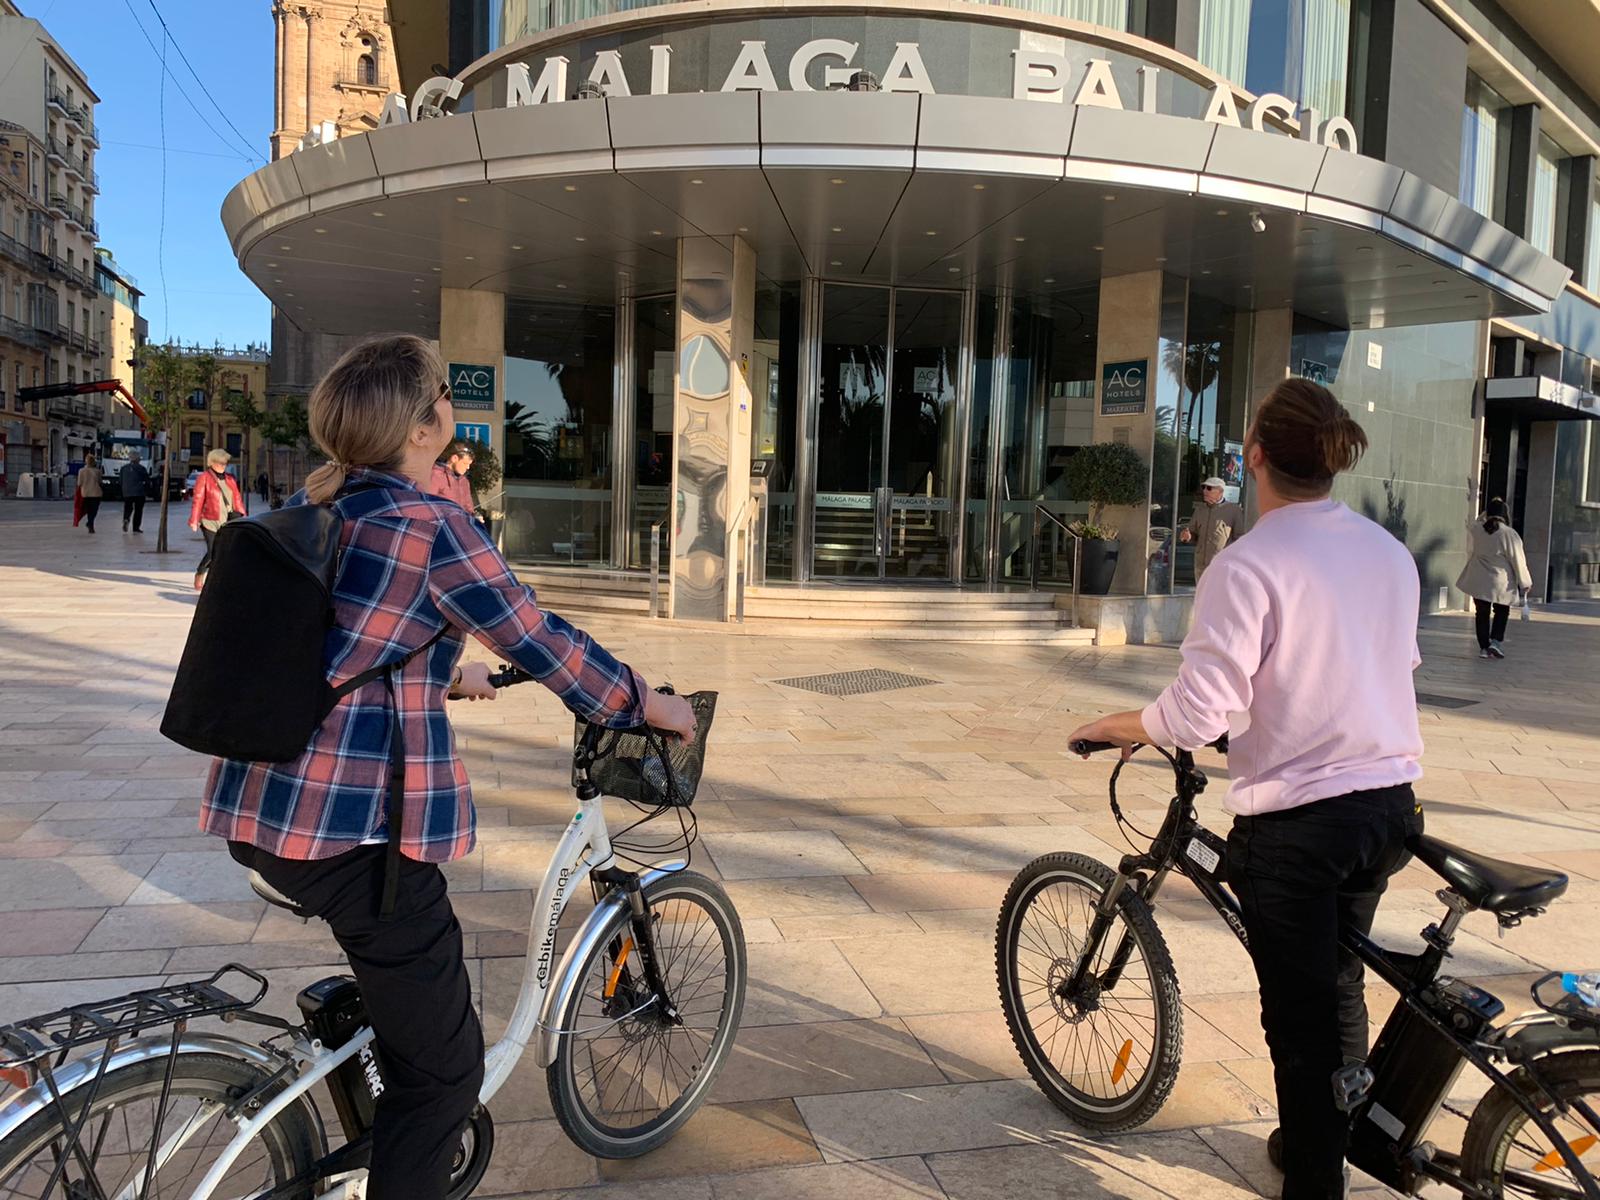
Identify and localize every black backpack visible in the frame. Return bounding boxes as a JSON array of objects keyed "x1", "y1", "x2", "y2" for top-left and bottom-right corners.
[{"x1": 161, "y1": 492, "x2": 443, "y2": 916}]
